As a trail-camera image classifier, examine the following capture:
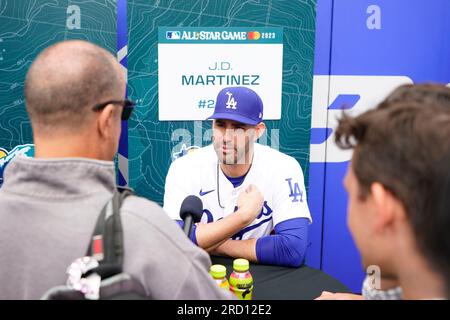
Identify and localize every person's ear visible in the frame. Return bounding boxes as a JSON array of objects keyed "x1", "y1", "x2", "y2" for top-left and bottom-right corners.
[
  {"x1": 371, "y1": 182, "x2": 401, "y2": 233},
  {"x1": 97, "y1": 104, "x2": 115, "y2": 139},
  {"x1": 254, "y1": 122, "x2": 266, "y2": 141}
]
